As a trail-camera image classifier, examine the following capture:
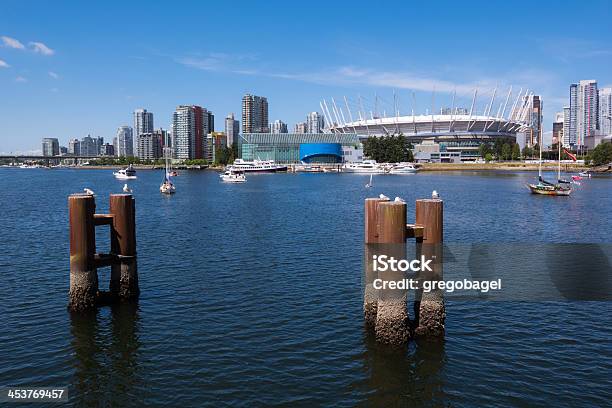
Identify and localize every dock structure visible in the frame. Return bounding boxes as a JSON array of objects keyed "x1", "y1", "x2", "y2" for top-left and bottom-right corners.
[
  {"x1": 364, "y1": 196, "x2": 444, "y2": 345},
  {"x1": 68, "y1": 193, "x2": 138, "y2": 311}
]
